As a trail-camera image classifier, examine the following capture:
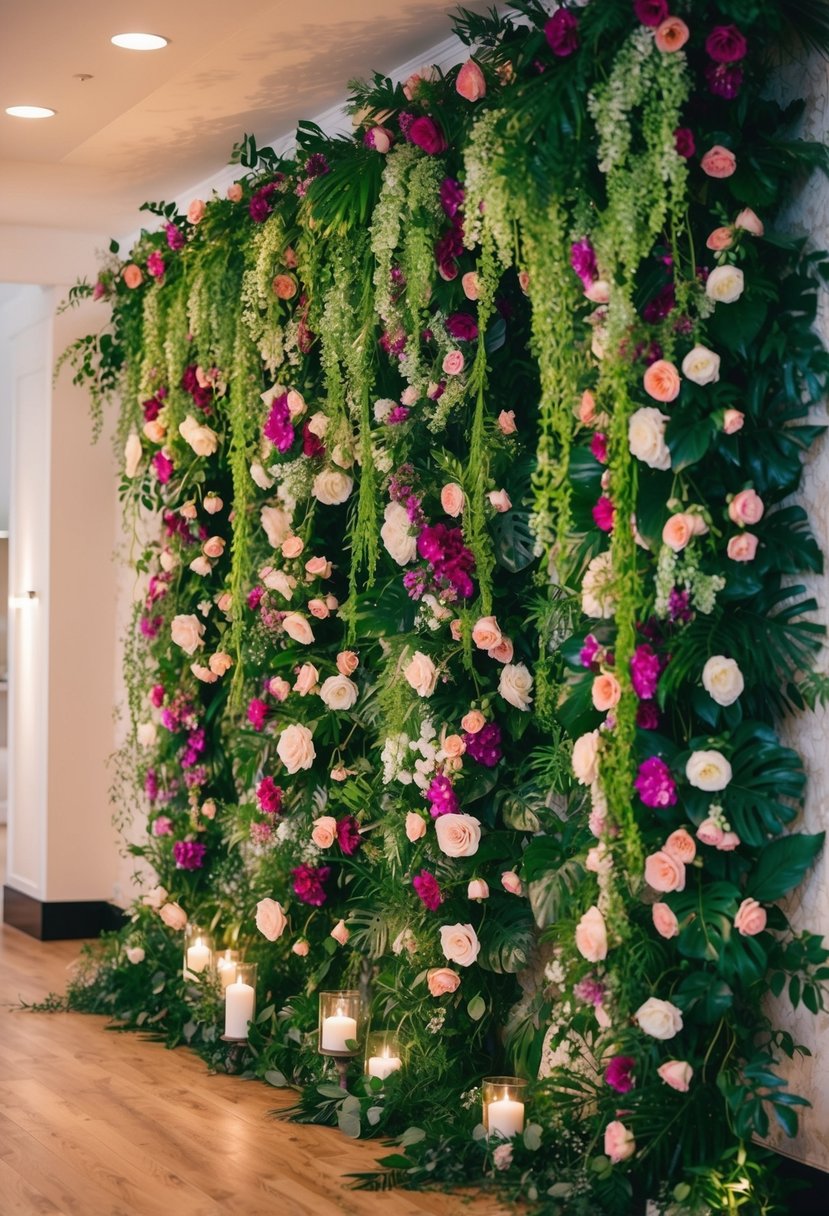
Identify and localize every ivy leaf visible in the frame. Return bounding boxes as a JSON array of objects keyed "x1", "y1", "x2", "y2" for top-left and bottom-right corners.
[{"x1": 746, "y1": 832, "x2": 825, "y2": 901}]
